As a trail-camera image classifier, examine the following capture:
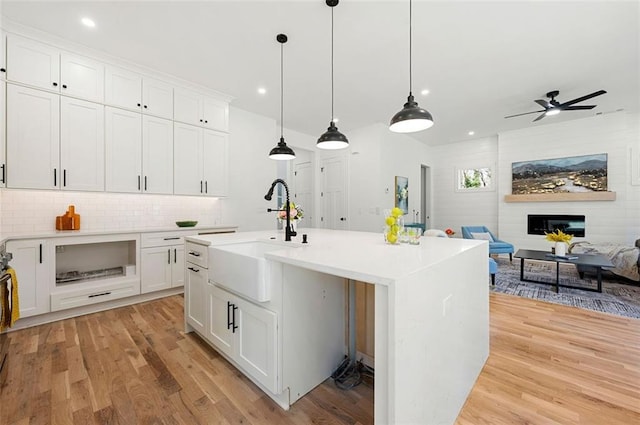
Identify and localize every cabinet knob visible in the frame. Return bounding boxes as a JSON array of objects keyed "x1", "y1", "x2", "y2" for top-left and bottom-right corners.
[
  {"x1": 137, "y1": 103, "x2": 141, "y2": 107},
  {"x1": 143, "y1": 105, "x2": 148, "y2": 109},
  {"x1": 52, "y1": 82, "x2": 58, "y2": 87},
  {"x1": 340, "y1": 217, "x2": 346, "y2": 221},
  {"x1": 0, "y1": 68, "x2": 6, "y2": 73},
  {"x1": 204, "y1": 120, "x2": 208, "y2": 123},
  {"x1": 199, "y1": 119, "x2": 203, "y2": 122},
  {"x1": 62, "y1": 84, "x2": 67, "y2": 89}
]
